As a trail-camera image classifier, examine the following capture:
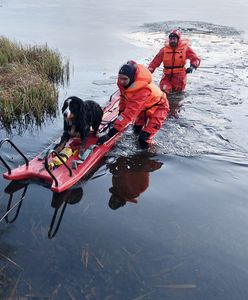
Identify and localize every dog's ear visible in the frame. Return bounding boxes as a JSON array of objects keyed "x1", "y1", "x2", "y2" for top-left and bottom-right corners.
[{"x1": 62, "y1": 98, "x2": 69, "y2": 113}]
